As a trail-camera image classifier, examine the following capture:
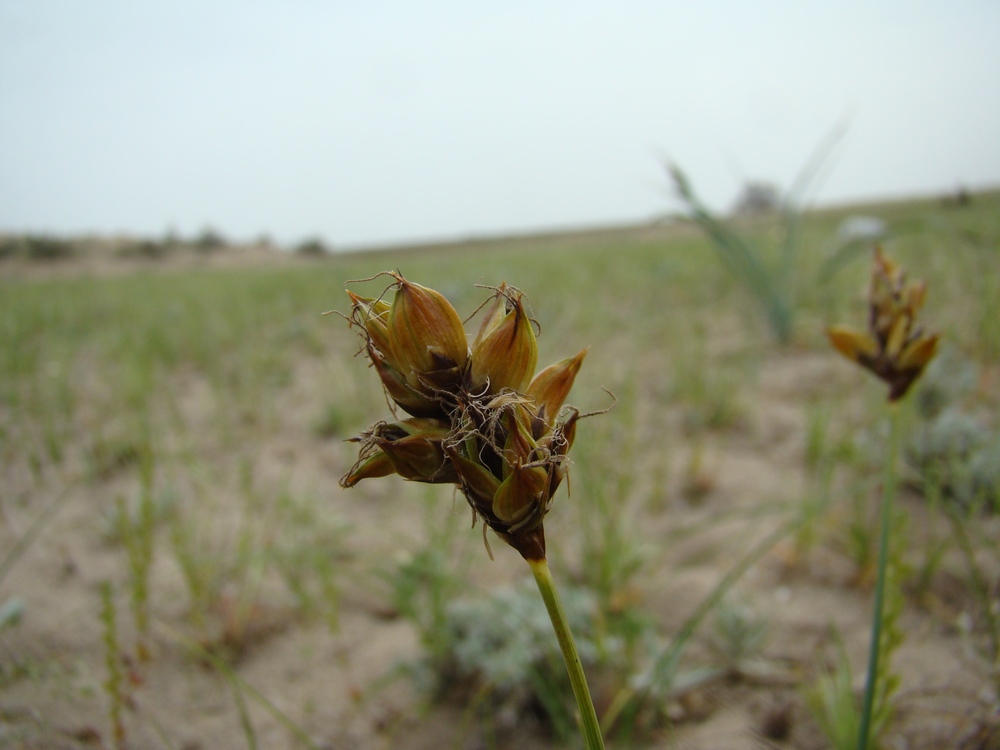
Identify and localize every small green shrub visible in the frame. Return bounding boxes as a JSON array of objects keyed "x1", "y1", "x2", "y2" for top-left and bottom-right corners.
[
  {"x1": 294, "y1": 237, "x2": 330, "y2": 256},
  {"x1": 194, "y1": 227, "x2": 227, "y2": 253},
  {"x1": 0, "y1": 237, "x2": 18, "y2": 261},
  {"x1": 119, "y1": 239, "x2": 171, "y2": 260}
]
